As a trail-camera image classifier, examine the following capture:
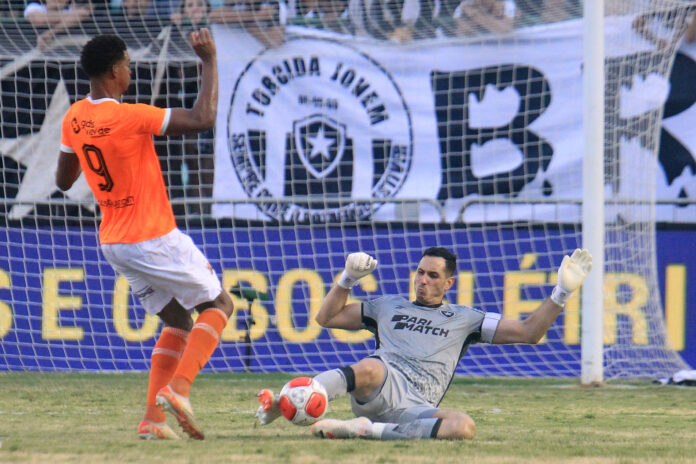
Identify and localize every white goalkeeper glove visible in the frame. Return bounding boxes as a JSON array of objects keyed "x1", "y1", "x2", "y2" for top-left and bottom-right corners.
[
  {"x1": 255, "y1": 389, "x2": 281, "y2": 425},
  {"x1": 551, "y1": 248, "x2": 593, "y2": 306},
  {"x1": 337, "y1": 252, "x2": 378, "y2": 289}
]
